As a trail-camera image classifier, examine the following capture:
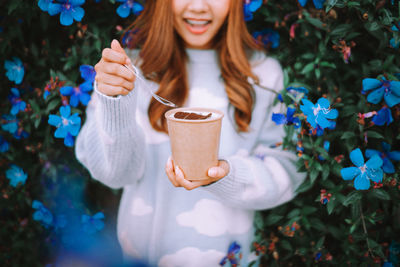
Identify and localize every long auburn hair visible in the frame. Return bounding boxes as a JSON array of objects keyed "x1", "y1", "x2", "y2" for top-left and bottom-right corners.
[{"x1": 122, "y1": 0, "x2": 261, "y2": 133}]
